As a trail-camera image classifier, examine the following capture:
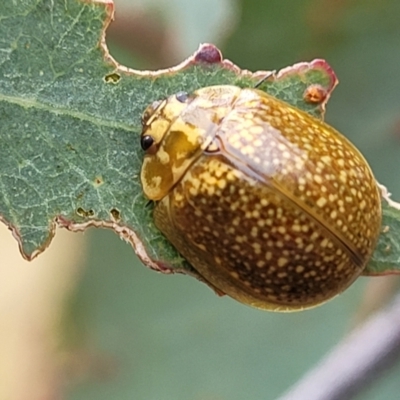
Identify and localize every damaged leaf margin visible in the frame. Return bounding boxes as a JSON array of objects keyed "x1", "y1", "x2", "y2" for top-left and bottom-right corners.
[{"x1": 0, "y1": 0, "x2": 399, "y2": 279}]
